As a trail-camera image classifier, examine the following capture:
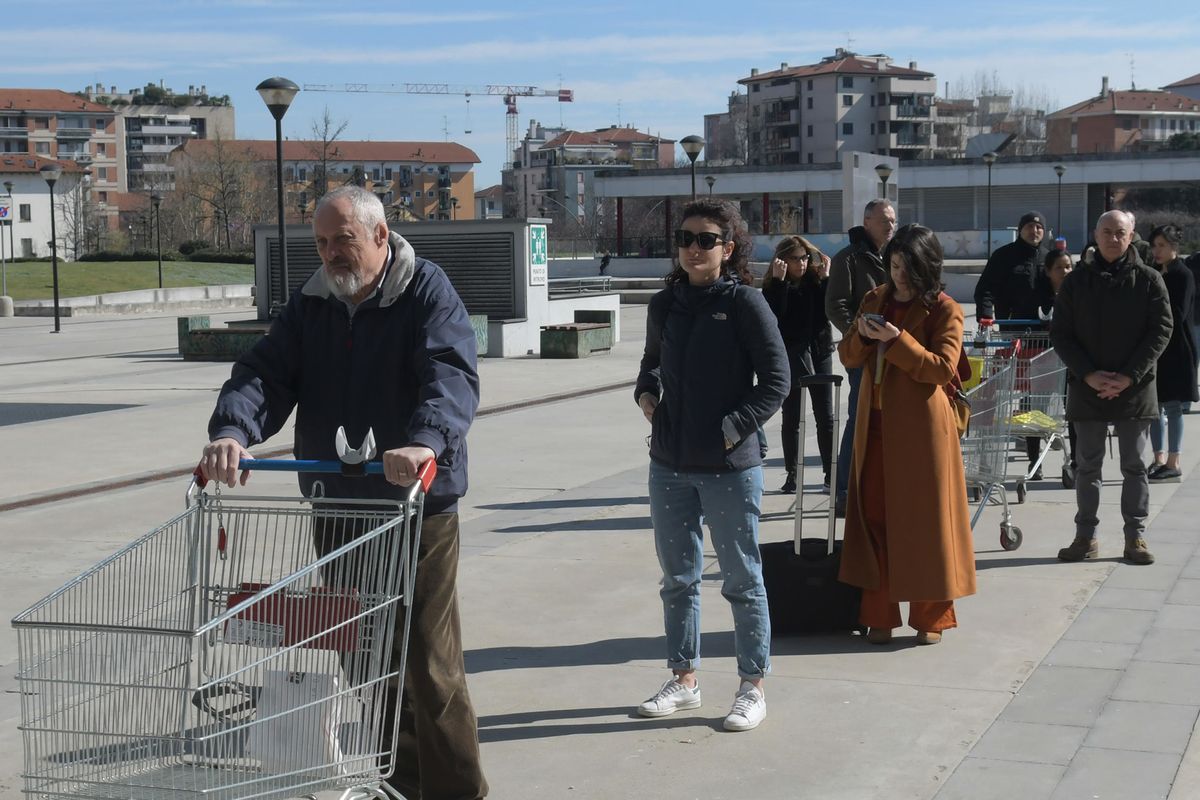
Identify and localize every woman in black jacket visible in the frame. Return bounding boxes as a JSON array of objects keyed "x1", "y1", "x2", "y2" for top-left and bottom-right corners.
[
  {"x1": 763, "y1": 235, "x2": 834, "y2": 493},
  {"x1": 1147, "y1": 224, "x2": 1198, "y2": 482},
  {"x1": 634, "y1": 199, "x2": 789, "y2": 732}
]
